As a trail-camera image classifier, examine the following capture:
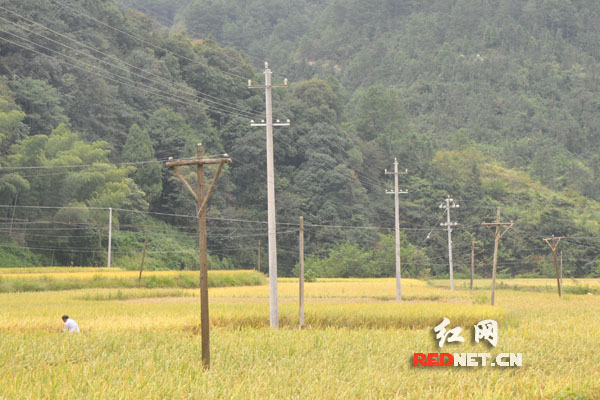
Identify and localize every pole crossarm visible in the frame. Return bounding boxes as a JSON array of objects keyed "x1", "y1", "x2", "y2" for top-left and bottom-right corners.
[
  {"x1": 482, "y1": 221, "x2": 514, "y2": 239},
  {"x1": 166, "y1": 158, "x2": 231, "y2": 167},
  {"x1": 166, "y1": 157, "x2": 231, "y2": 210},
  {"x1": 543, "y1": 236, "x2": 565, "y2": 252}
]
